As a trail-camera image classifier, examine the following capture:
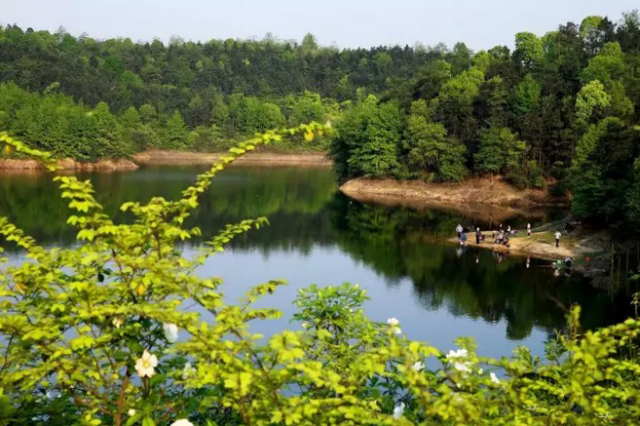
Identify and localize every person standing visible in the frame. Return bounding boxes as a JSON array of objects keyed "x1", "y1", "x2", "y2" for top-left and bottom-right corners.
[
  {"x1": 555, "y1": 230, "x2": 561, "y2": 248},
  {"x1": 475, "y1": 227, "x2": 481, "y2": 245},
  {"x1": 456, "y1": 224, "x2": 463, "y2": 239},
  {"x1": 460, "y1": 232, "x2": 467, "y2": 246},
  {"x1": 527, "y1": 223, "x2": 531, "y2": 237}
]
